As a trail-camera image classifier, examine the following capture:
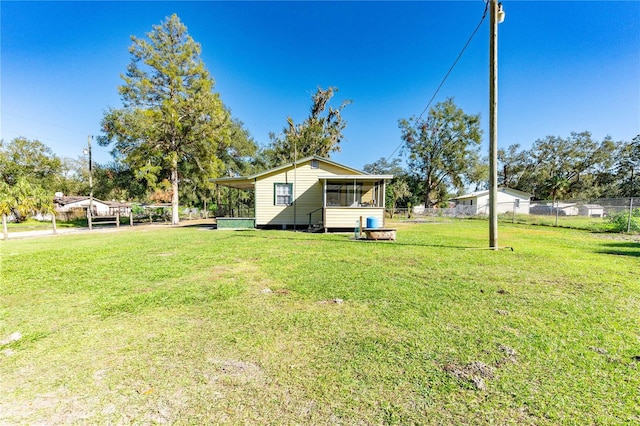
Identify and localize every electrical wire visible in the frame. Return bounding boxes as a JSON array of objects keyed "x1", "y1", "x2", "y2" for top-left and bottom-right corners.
[
  {"x1": 1, "y1": 110, "x2": 90, "y2": 135},
  {"x1": 384, "y1": 1, "x2": 489, "y2": 163}
]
